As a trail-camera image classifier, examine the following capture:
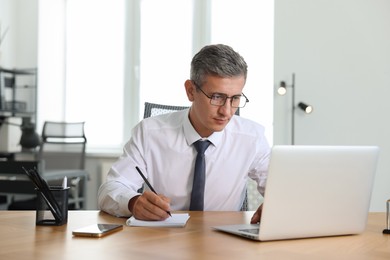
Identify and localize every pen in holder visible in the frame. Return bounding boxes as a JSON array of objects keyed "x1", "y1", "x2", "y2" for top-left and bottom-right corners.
[
  {"x1": 36, "y1": 186, "x2": 69, "y2": 226},
  {"x1": 383, "y1": 199, "x2": 390, "y2": 234}
]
